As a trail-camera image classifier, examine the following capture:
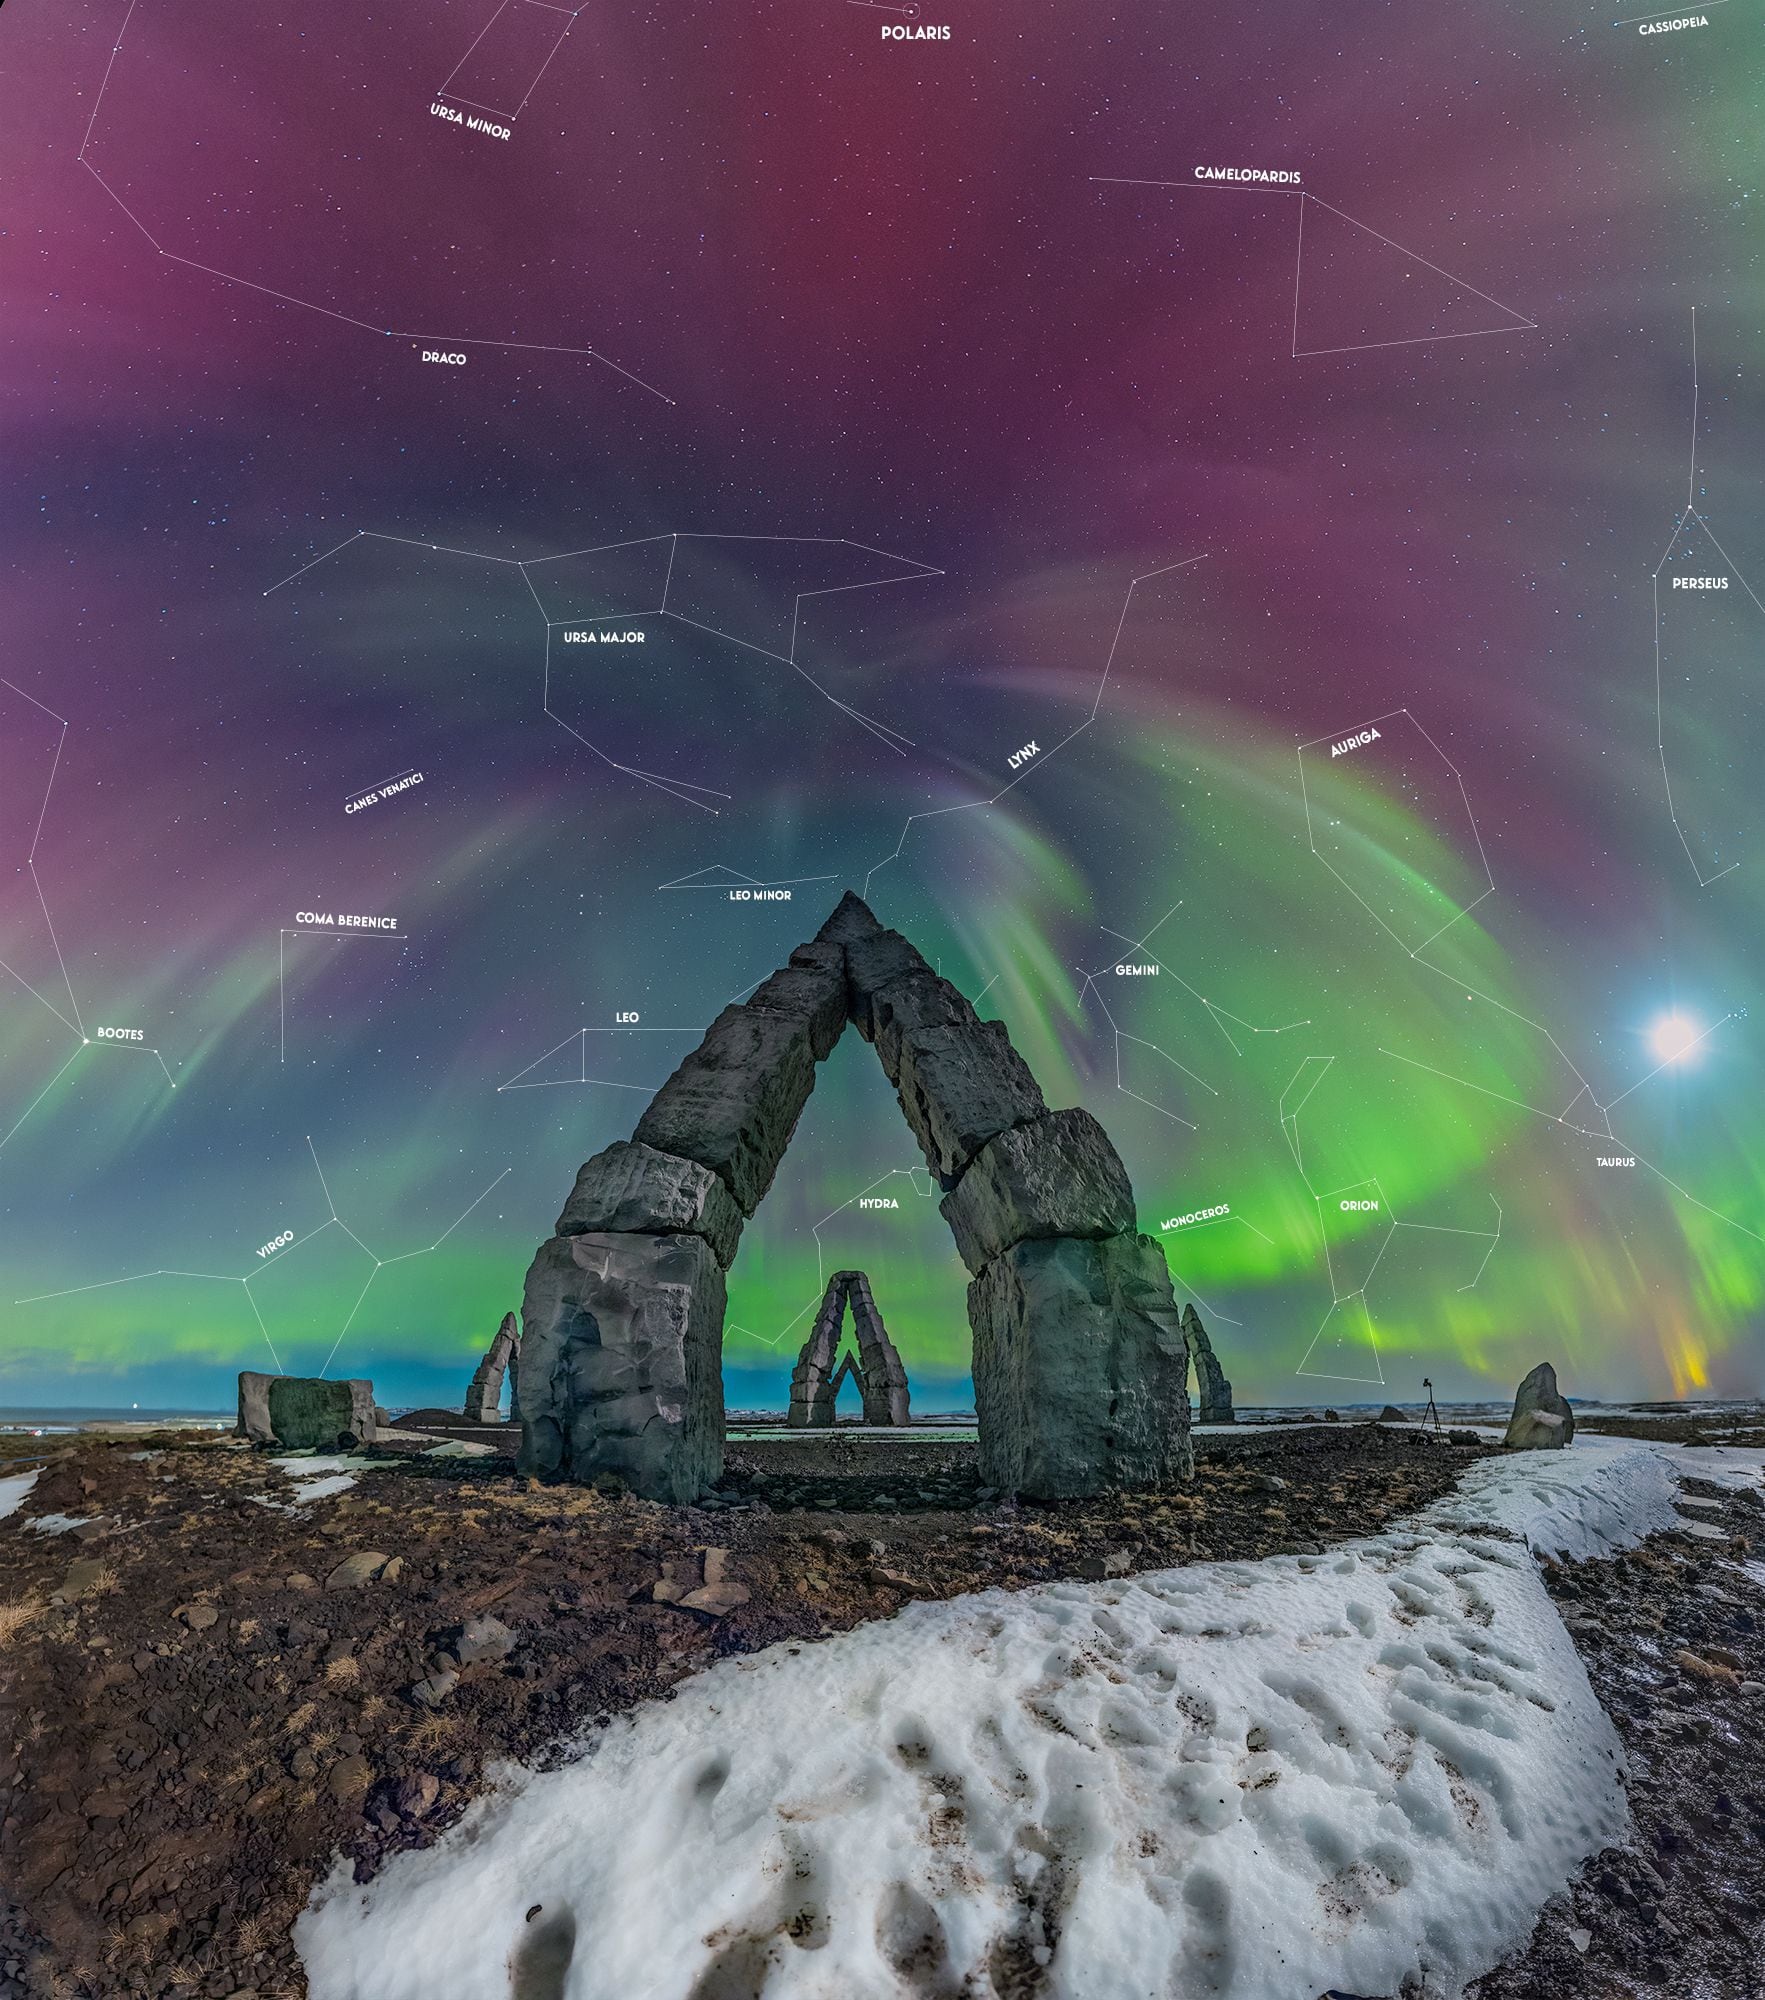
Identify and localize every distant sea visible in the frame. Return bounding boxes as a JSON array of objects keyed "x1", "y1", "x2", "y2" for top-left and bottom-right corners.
[{"x1": 0, "y1": 1406, "x2": 233, "y2": 1434}]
